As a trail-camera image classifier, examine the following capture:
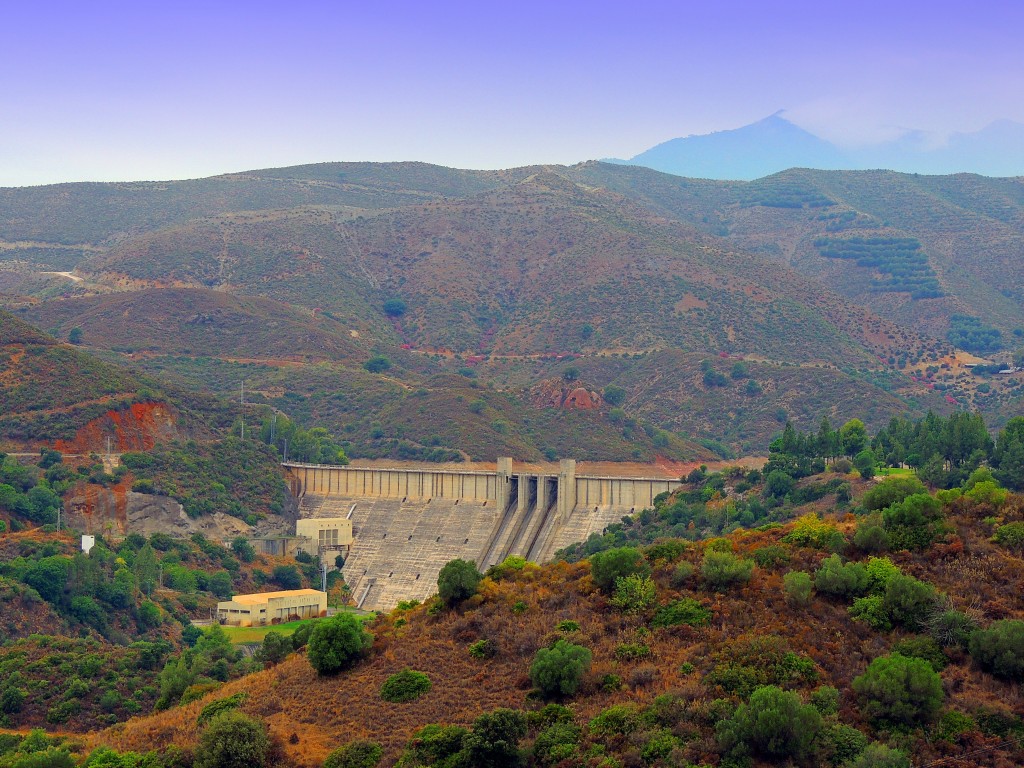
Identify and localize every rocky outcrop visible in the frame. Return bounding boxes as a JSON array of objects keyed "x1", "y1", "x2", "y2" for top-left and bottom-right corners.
[
  {"x1": 529, "y1": 379, "x2": 603, "y2": 410},
  {"x1": 64, "y1": 483, "x2": 256, "y2": 542},
  {"x1": 55, "y1": 401, "x2": 179, "y2": 453}
]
